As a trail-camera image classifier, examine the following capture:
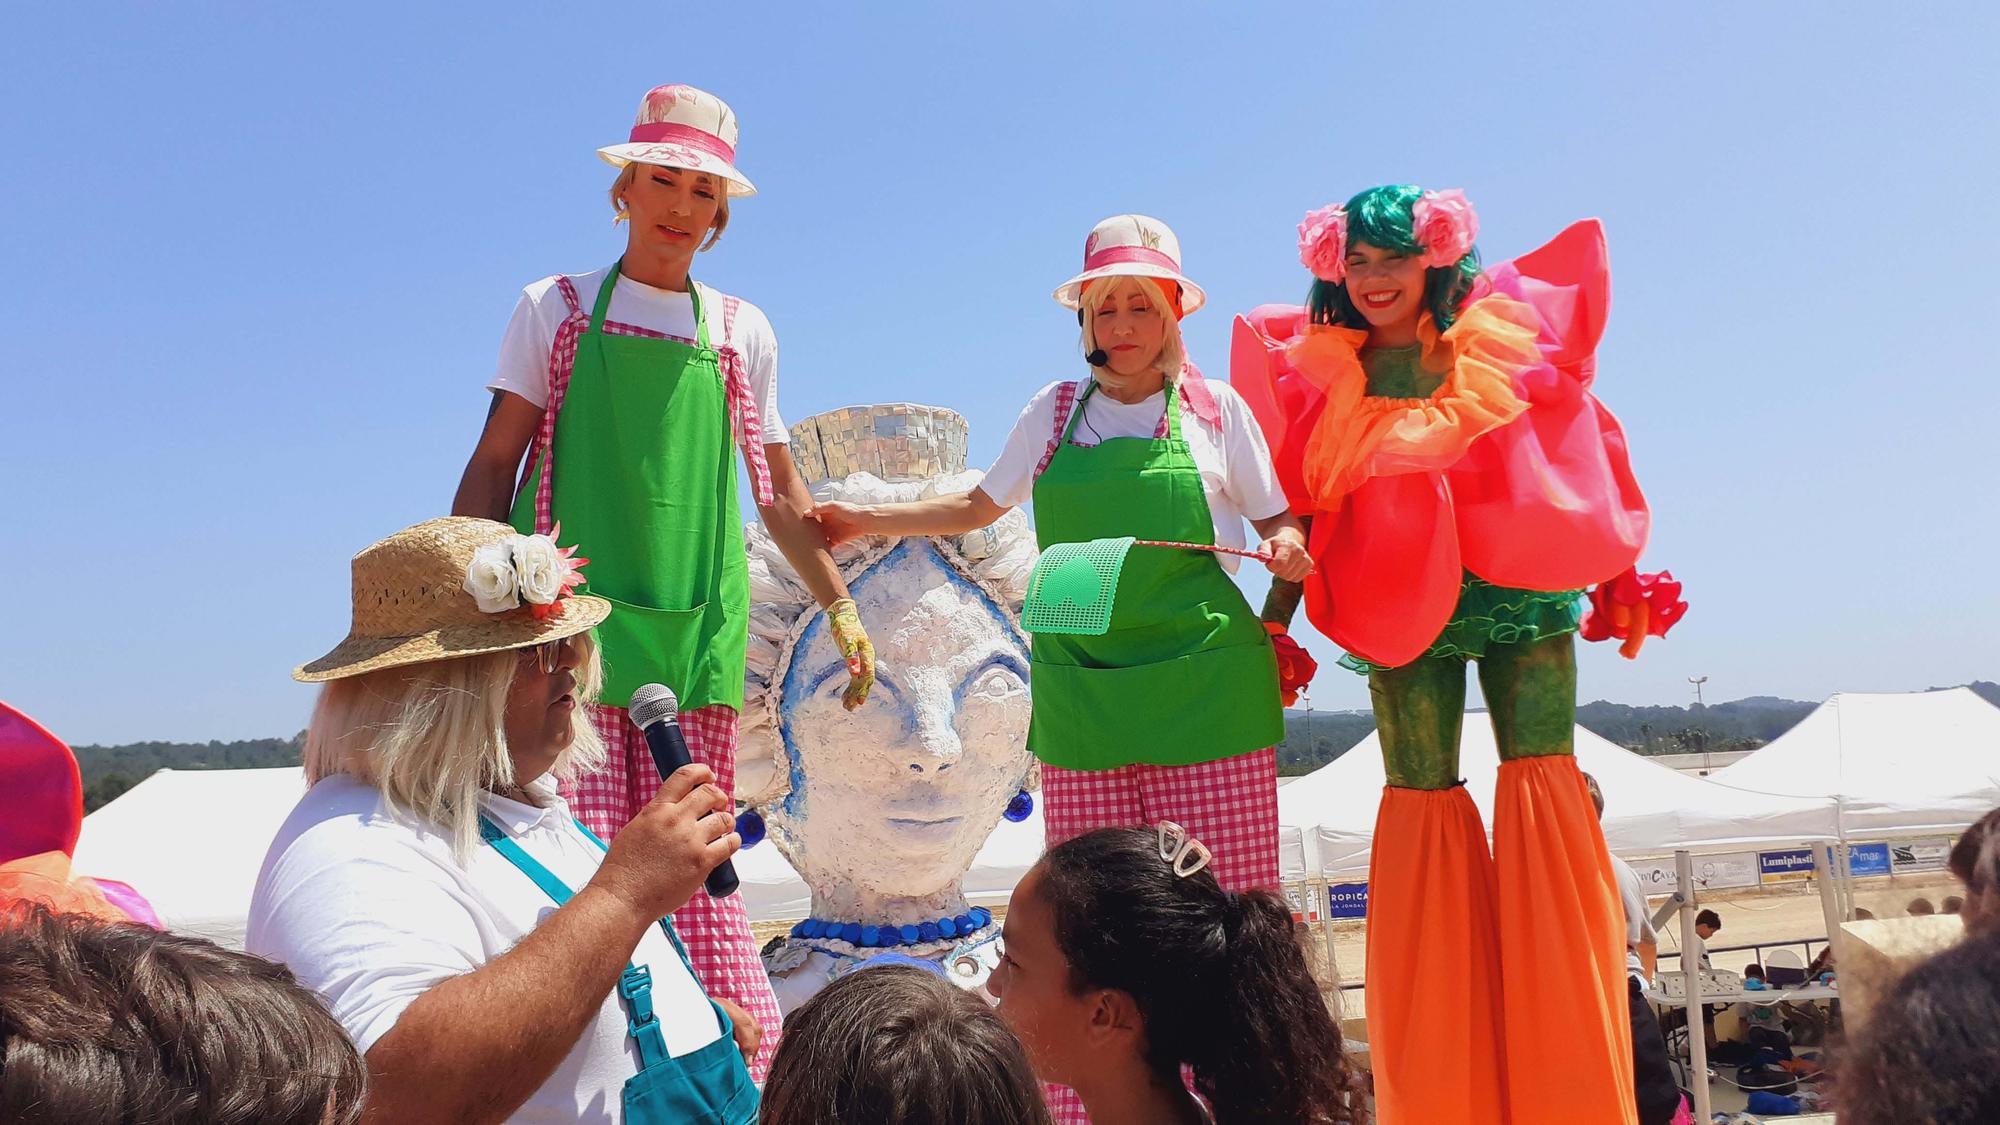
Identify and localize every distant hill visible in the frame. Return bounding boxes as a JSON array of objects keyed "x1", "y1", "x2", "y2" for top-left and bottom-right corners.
[
  {"x1": 1275, "y1": 680, "x2": 1999, "y2": 776},
  {"x1": 72, "y1": 735, "x2": 303, "y2": 812}
]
